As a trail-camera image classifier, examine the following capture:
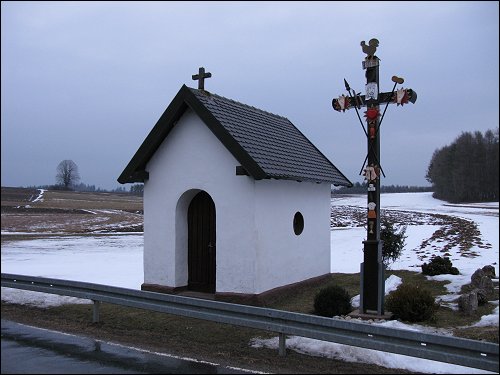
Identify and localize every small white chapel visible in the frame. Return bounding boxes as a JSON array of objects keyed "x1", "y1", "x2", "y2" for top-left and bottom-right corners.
[{"x1": 118, "y1": 68, "x2": 351, "y2": 303}]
